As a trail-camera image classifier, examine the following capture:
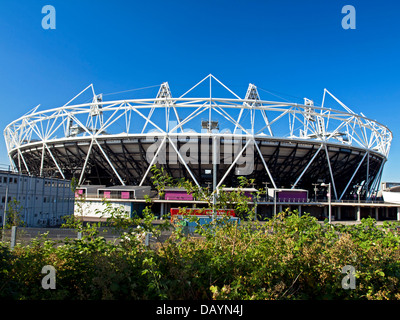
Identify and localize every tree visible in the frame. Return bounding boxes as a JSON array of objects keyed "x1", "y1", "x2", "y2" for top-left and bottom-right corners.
[
  {"x1": 150, "y1": 165, "x2": 174, "y2": 199},
  {"x1": 5, "y1": 198, "x2": 25, "y2": 228}
]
